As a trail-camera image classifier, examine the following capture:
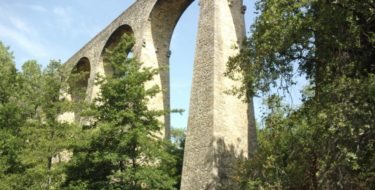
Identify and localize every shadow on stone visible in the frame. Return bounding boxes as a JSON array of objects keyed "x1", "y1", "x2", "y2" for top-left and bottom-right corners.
[{"x1": 204, "y1": 137, "x2": 247, "y2": 190}]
